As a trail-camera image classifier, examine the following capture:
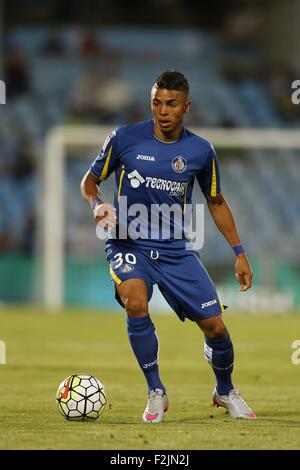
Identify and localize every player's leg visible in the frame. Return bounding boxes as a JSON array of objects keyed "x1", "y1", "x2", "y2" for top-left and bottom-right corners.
[
  {"x1": 195, "y1": 315, "x2": 234, "y2": 396},
  {"x1": 157, "y1": 250, "x2": 256, "y2": 419},
  {"x1": 117, "y1": 278, "x2": 148, "y2": 318},
  {"x1": 196, "y1": 315, "x2": 256, "y2": 419},
  {"x1": 116, "y1": 278, "x2": 168, "y2": 423},
  {"x1": 117, "y1": 278, "x2": 165, "y2": 392}
]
